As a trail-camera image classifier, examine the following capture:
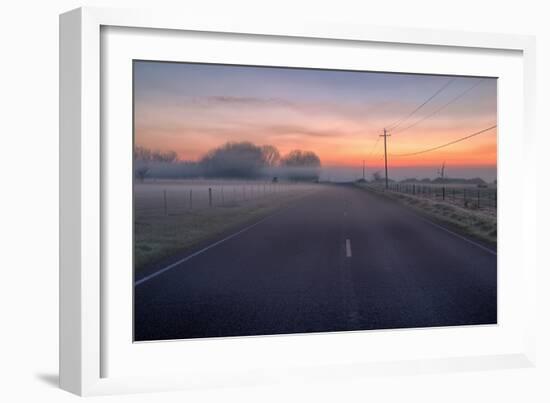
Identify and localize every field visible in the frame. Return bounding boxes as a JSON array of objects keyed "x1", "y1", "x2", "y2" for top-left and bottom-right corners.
[
  {"x1": 357, "y1": 182, "x2": 497, "y2": 245},
  {"x1": 134, "y1": 179, "x2": 320, "y2": 272}
]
